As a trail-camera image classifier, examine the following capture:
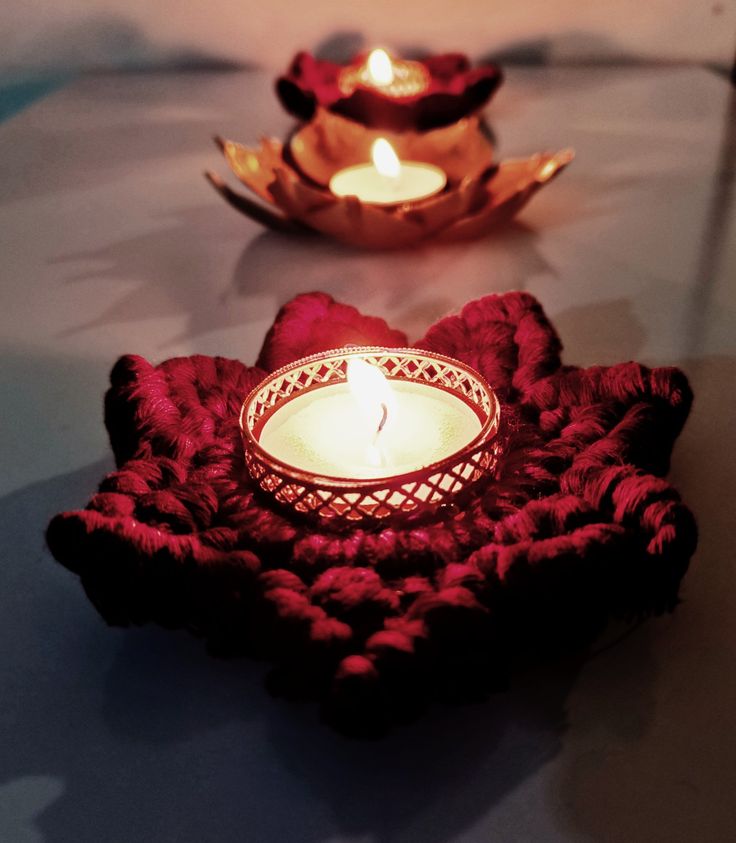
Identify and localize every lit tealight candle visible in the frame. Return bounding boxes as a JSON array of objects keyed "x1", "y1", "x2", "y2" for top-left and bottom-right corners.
[
  {"x1": 242, "y1": 348, "x2": 501, "y2": 526},
  {"x1": 339, "y1": 48, "x2": 429, "y2": 97},
  {"x1": 258, "y1": 357, "x2": 481, "y2": 480},
  {"x1": 329, "y1": 138, "x2": 447, "y2": 205}
]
